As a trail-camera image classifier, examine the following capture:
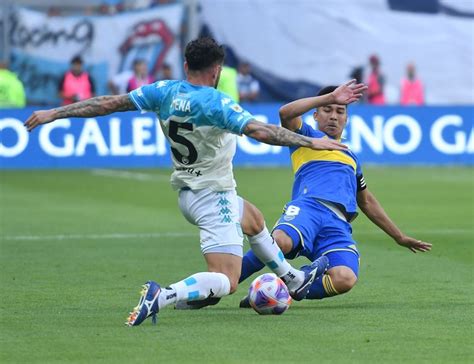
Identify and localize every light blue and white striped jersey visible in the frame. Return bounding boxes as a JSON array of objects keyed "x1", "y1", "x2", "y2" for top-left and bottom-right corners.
[{"x1": 129, "y1": 80, "x2": 254, "y2": 190}]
